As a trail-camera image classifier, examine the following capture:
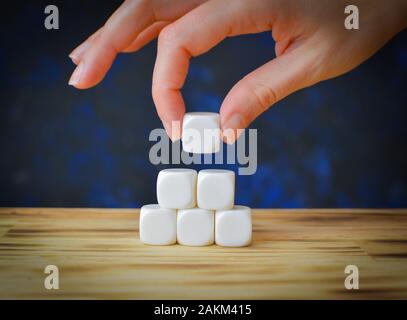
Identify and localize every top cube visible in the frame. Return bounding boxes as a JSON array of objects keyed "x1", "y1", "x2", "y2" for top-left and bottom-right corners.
[{"x1": 182, "y1": 112, "x2": 221, "y2": 154}]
